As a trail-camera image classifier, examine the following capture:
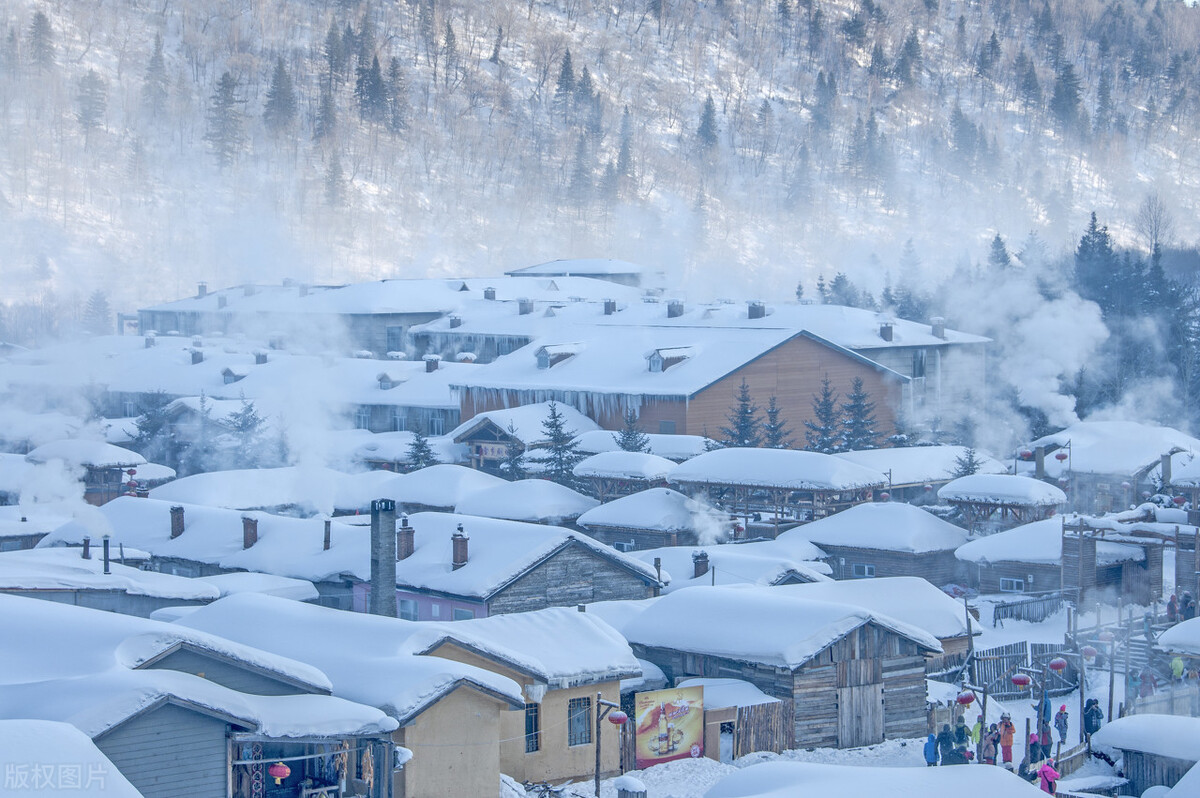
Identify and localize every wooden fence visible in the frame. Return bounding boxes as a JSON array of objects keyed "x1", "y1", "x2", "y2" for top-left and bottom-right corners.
[
  {"x1": 732, "y1": 701, "x2": 794, "y2": 759},
  {"x1": 992, "y1": 592, "x2": 1063, "y2": 626},
  {"x1": 1126, "y1": 682, "x2": 1200, "y2": 717},
  {"x1": 969, "y1": 641, "x2": 1078, "y2": 699}
]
